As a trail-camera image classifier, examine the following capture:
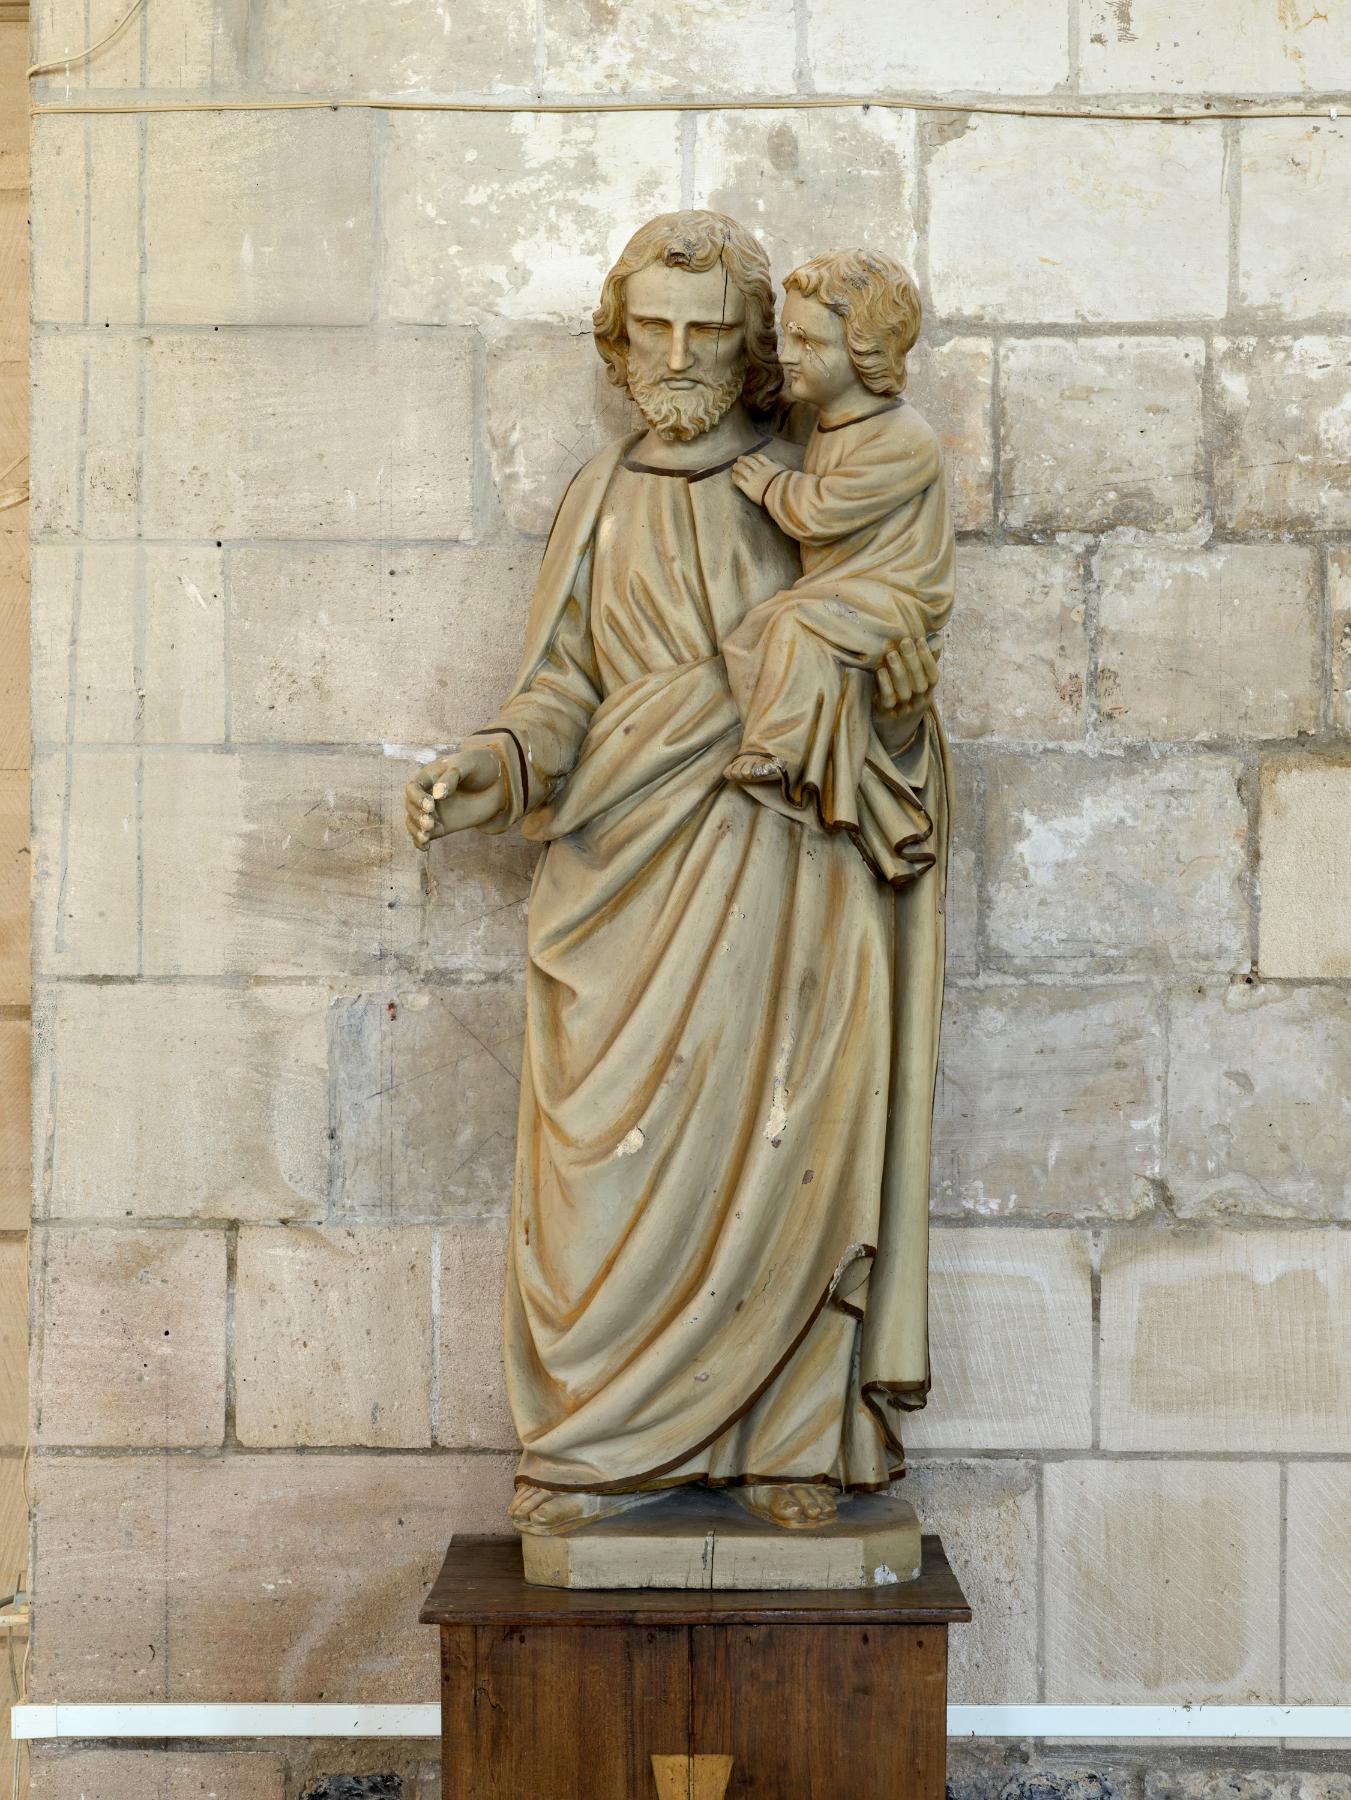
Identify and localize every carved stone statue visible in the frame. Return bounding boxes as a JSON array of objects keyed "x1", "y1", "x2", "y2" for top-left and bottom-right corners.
[{"x1": 407, "y1": 211, "x2": 954, "y2": 1540}]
